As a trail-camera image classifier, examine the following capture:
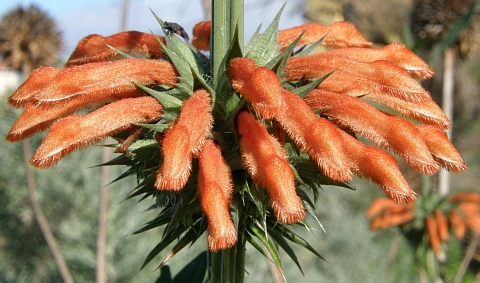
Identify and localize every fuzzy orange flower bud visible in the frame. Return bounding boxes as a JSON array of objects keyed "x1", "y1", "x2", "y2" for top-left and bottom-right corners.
[
  {"x1": 363, "y1": 93, "x2": 451, "y2": 129},
  {"x1": 369, "y1": 210, "x2": 415, "y2": 230},
  {"x1": 306, "y1": 89, "x2": 439, "y2": 174},
  {"x1": 448, "y1": 210, "x2": 466, "y2": 240},
  {"x1": 275, "y1": 90, "x2": 352, "y2": 181},
  {"x1": 434, "y1": 210, "x2": 449, "y2": 242},
  {"x1": 237, "y1": 111, "x2": 305, "y2": 224},
  {"x1": 228, "y1": 58, "x2": 286, "y2": 119},
  {"x1": 155, "y1": 89, "x2": 213, "y2": 191},
  {"x1": 366, "y1": 198, "x2": 397, "y2": 218},
  {"x1": 7, "y1": 67, "x2": 60, "y2": 108},
  {"x1": 448, "y1": 192, "x2": 480, "y2": 203},
  {"x1": 416, "y1": 125, "x2": 467, "y2": 172},
  {"x1": 32, "y1": 58, "x2": 178, "y2": 106},
  {"x1": 192, "y1": 21, "x2": 211, "y2": 51},
  {"x1": 65, "y1": 31, "x2": 166, "y2": 66},
  {"x1": 278, "y1": 21, "x2": 373, "y2": 50},
  {"x1": 320, "y1": 44, "x2": 434, "y2": 80},
  {"x1": 29, "y1": 96, "x2": 163, "y2": 168},
  {"x1": 337, "y1": 129, "x2": 416, "y2": 204},
  {"x1": 197, "y1": 139, "x2": 237, "y2": 251},
  {"x1": 426, "y1": 215, "x2": 441, "y2": 253},
  {"x1": 285, "y1": 54, "x2": 431, "y2": 104}
]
